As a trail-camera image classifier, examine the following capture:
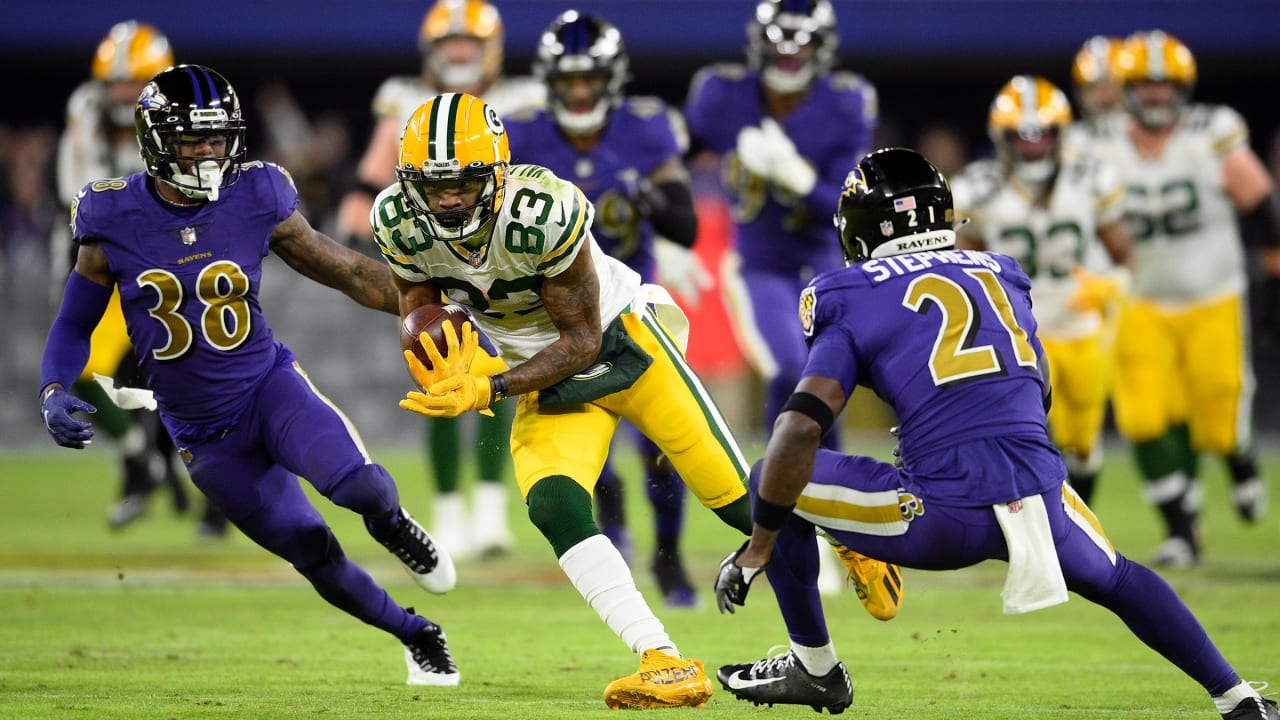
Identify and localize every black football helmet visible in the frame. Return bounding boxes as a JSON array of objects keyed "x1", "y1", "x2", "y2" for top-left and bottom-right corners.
[
  {"x1": 134, "y1": 64, "x2": 246, "y2": 200},
  {"x1": 533, "y1": 10, "x2": 628, "y2": 136},
  {"x1": 834, "y1": 148, "x2": 957, "y2": 264},
  {"x1": 747, "y1": 0, "x2": 838, "y2": 94}
]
